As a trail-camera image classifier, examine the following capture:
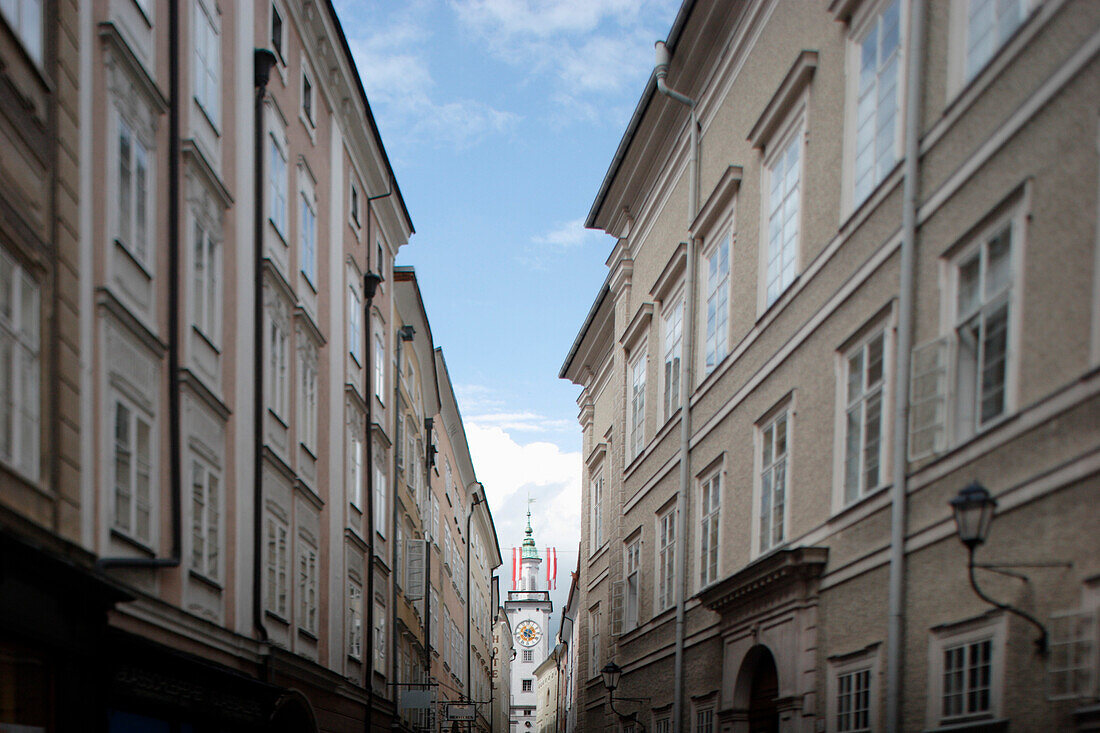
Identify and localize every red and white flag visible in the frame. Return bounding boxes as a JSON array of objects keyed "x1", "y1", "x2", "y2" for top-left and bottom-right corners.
[
  {"x1": 546, "y1": 547, "x2": 558, "y2": 590},
  {"x1": 512, "y1": 547, "x2": 520, "y2": 589}
]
